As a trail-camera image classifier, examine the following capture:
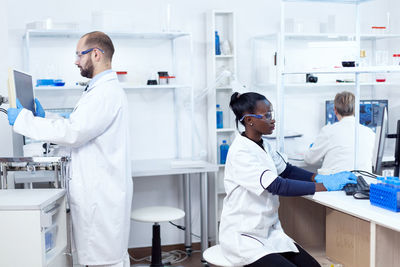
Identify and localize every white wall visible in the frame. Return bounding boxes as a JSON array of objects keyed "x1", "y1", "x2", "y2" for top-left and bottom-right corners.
[{"x1": 1, "y1": 0, "x2": 399, "y2": 248}]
